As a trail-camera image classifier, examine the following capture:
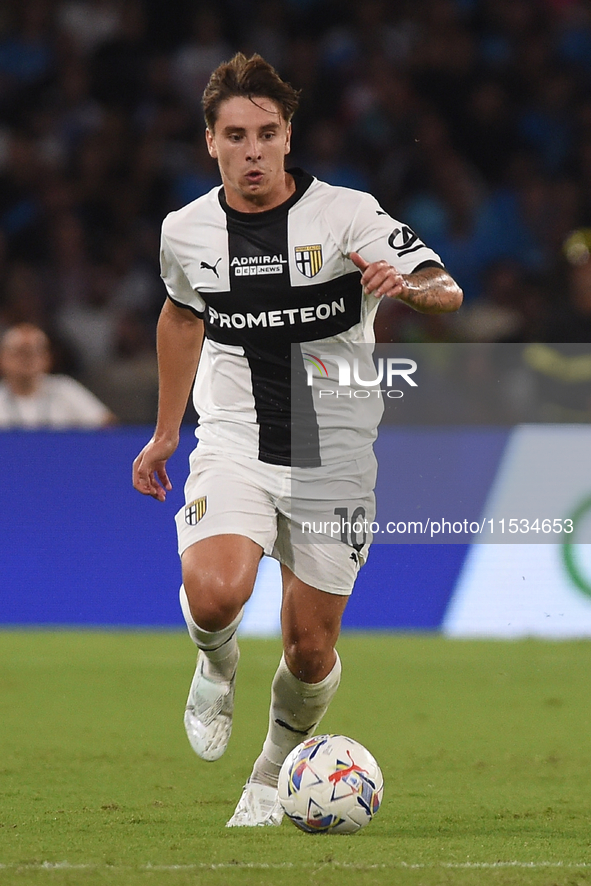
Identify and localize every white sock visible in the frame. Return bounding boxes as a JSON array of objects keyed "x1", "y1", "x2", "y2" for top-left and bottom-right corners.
[
  {"x1": 179, "y1": 585, "x2": 242, "y2": 682},
  {"x1": 250, "y1": 653, "x2": 342, "y2": 788}
]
